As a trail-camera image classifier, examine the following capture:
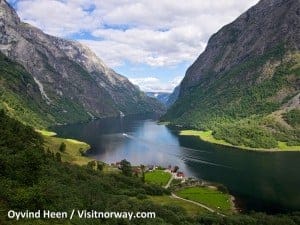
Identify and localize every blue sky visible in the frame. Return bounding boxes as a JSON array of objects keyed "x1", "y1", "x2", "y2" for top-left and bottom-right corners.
[{"x1": 8, "y1": 0, "x2": 259, "y2": 92}]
